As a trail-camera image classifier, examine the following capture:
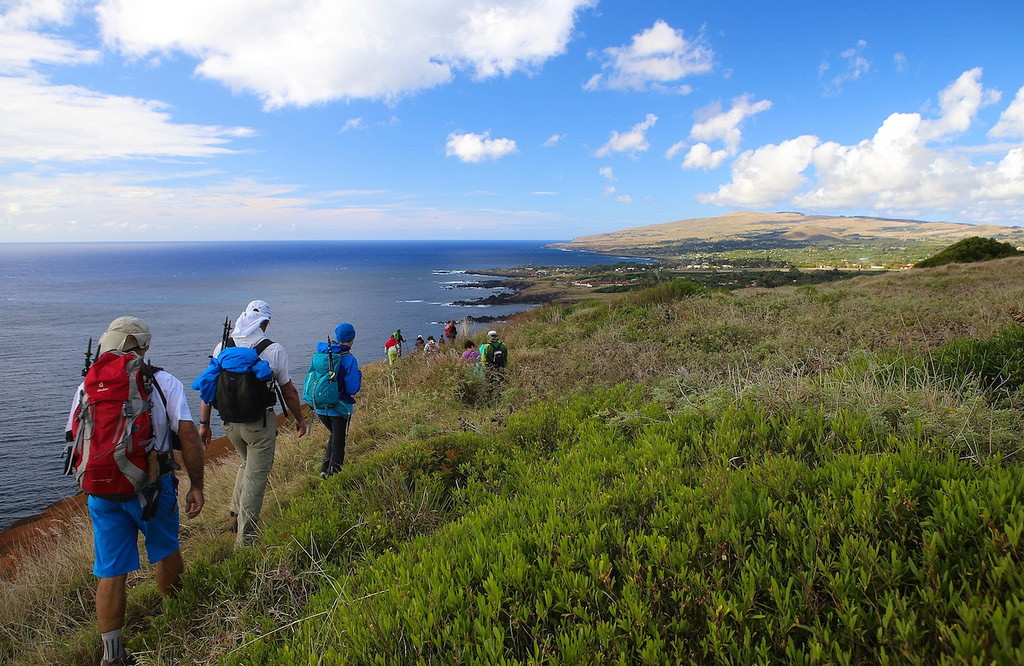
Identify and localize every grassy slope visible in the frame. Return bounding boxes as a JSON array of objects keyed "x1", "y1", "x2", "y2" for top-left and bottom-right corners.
[{"x1": 4, "y1": 257, "x2": 1024, "y2": 664}]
